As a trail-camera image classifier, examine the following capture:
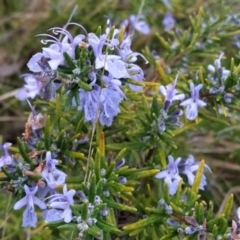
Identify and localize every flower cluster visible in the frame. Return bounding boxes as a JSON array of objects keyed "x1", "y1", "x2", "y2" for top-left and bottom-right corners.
[
  {"x1": 12, "y1": 151, "x2": 69, "y2": 227},
  {"x1": 17, "y1": 21, "x2": 148, "y2": 127},
  {"x1": 155, "y1": 154, "x2": 211, "y2": 195},
  {"x1": 207, "y1": 53, "x2": 233, "y2": 103},
  {"x1": 158, "y1": 73, "x2": 207, "y2": 133}
]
